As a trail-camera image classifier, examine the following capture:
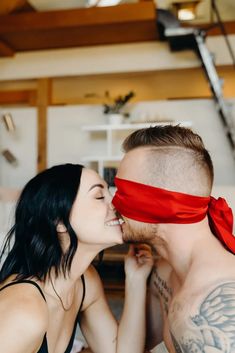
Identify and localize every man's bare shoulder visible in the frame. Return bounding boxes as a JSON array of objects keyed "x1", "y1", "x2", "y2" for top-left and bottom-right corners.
[{"x1": 169, "y1": 280, "x2": 235, "y2": 353}]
